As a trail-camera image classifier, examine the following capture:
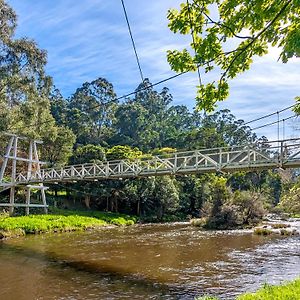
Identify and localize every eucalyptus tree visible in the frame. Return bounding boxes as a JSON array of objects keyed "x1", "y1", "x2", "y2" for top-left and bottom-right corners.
[
  {"x1": 113, "y1": 79, "x2": 194, "y2": 151},
  {"x1": 0, "y1": 0, "x2": 49, "y2": 110},
  {"x1": 0, "y1": 0, "x2": 76, "y2": 166},
  {"x1": 68, "y1": 77, "x2": 118, "y2": 145}
]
